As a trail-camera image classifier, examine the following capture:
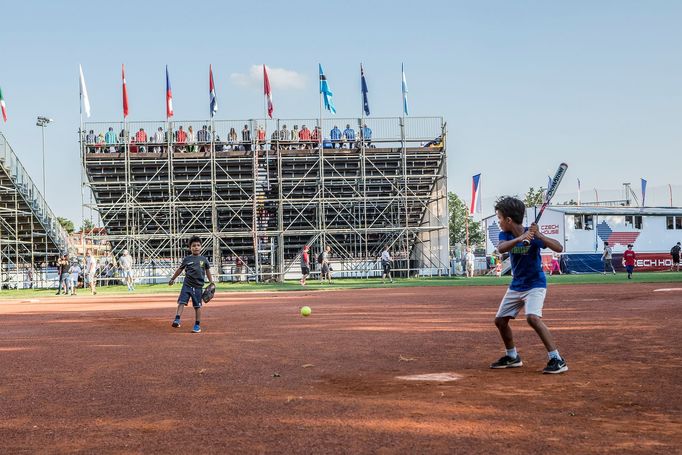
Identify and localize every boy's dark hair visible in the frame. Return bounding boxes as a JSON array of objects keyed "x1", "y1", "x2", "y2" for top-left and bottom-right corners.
[
  {"x1": 188, "y1": 235, "x2": 202, "y2": 247},
  {"x1": 604, "y1": 241, "x2": 609, "y2": 246},
  {"x1": 494, "y1": 197, "x2": 525, "y2": 225}
]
